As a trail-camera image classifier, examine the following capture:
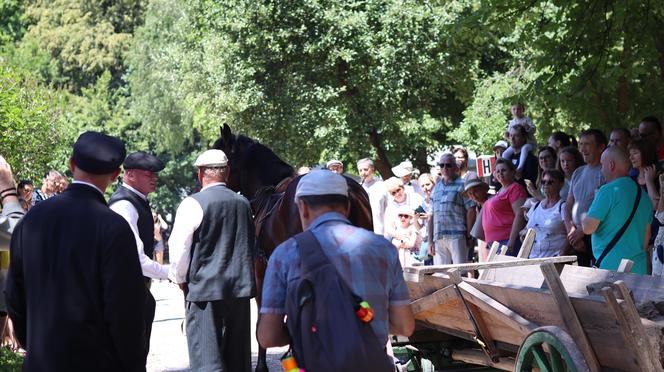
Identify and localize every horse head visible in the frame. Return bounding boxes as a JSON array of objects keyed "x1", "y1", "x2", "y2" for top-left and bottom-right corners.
[
  {"x1": 212, "y1": 124, "x2": 295, "y2": 199},
  {"x1": 212, "y1": 124, "x2": 251, "y2": 195}
]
